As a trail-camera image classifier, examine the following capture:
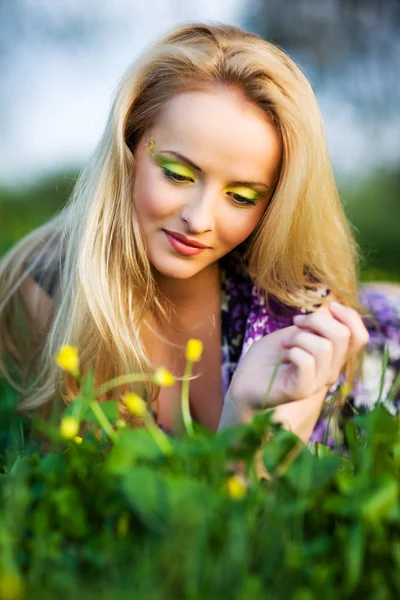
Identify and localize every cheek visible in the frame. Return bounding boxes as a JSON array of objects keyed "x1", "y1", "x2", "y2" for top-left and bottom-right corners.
[
  {"x1": 219, "y1": 207, "x2": 265, "y2": 248},
  {"x1": 133, "y1": 171, "x2": 181, "y2": 221}
]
